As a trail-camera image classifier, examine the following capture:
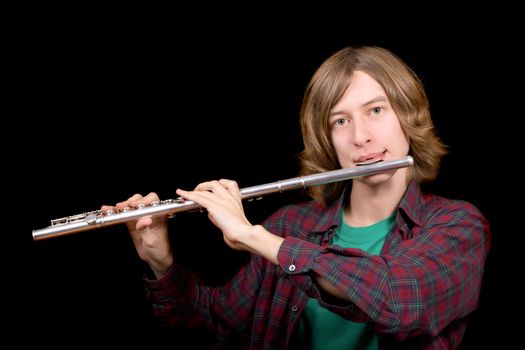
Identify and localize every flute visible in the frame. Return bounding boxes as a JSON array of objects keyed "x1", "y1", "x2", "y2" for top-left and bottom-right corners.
[{"x1": 32, "y1": 156, "x2": 414, "y2": 241}]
